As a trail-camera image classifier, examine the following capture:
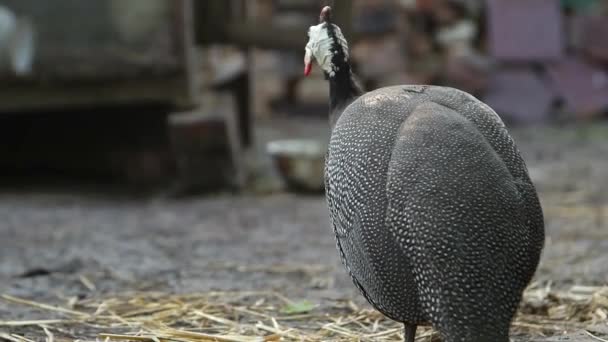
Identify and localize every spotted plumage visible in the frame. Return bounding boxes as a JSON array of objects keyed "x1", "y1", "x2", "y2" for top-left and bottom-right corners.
[{"x1": 306, "y1": 7, "x2": 544, "y2": 342}]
